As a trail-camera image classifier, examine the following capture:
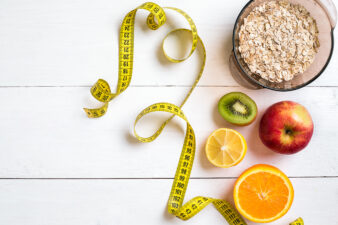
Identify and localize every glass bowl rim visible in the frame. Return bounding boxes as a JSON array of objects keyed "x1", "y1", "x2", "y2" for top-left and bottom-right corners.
[{"x1": 232, "y1": 0, "x2": 335, "y2": 91}]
